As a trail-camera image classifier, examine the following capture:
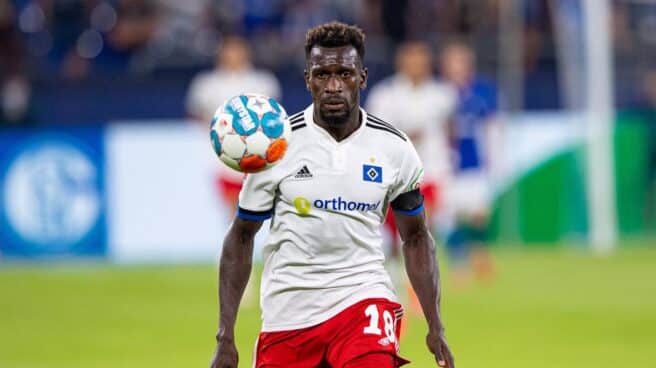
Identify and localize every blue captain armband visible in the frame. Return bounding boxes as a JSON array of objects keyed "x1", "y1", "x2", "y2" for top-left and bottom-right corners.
[
  {"x1": 237, "y1": 206, "x2": 273, "y2": 221},
  {"x1": 391, "y1": 189, "x2": 424, "y2": 216}
]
